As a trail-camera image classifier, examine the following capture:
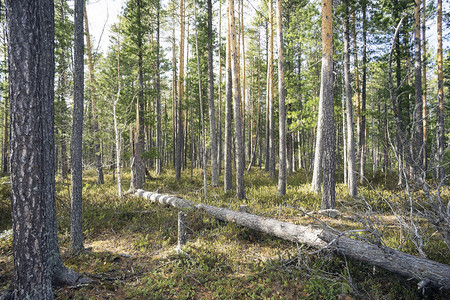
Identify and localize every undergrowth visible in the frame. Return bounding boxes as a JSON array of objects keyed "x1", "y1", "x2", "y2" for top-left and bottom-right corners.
[{"x1": 0, "y1": 168, "x2": 449, "y2": 299}]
